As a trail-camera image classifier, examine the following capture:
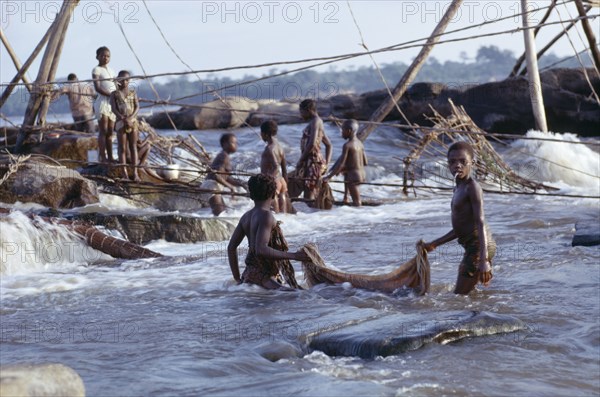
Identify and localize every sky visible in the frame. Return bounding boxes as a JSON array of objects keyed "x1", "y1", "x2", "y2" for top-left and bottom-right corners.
[{"x1": 1, "y1": 0, "x2": 597, "y2": 89}]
